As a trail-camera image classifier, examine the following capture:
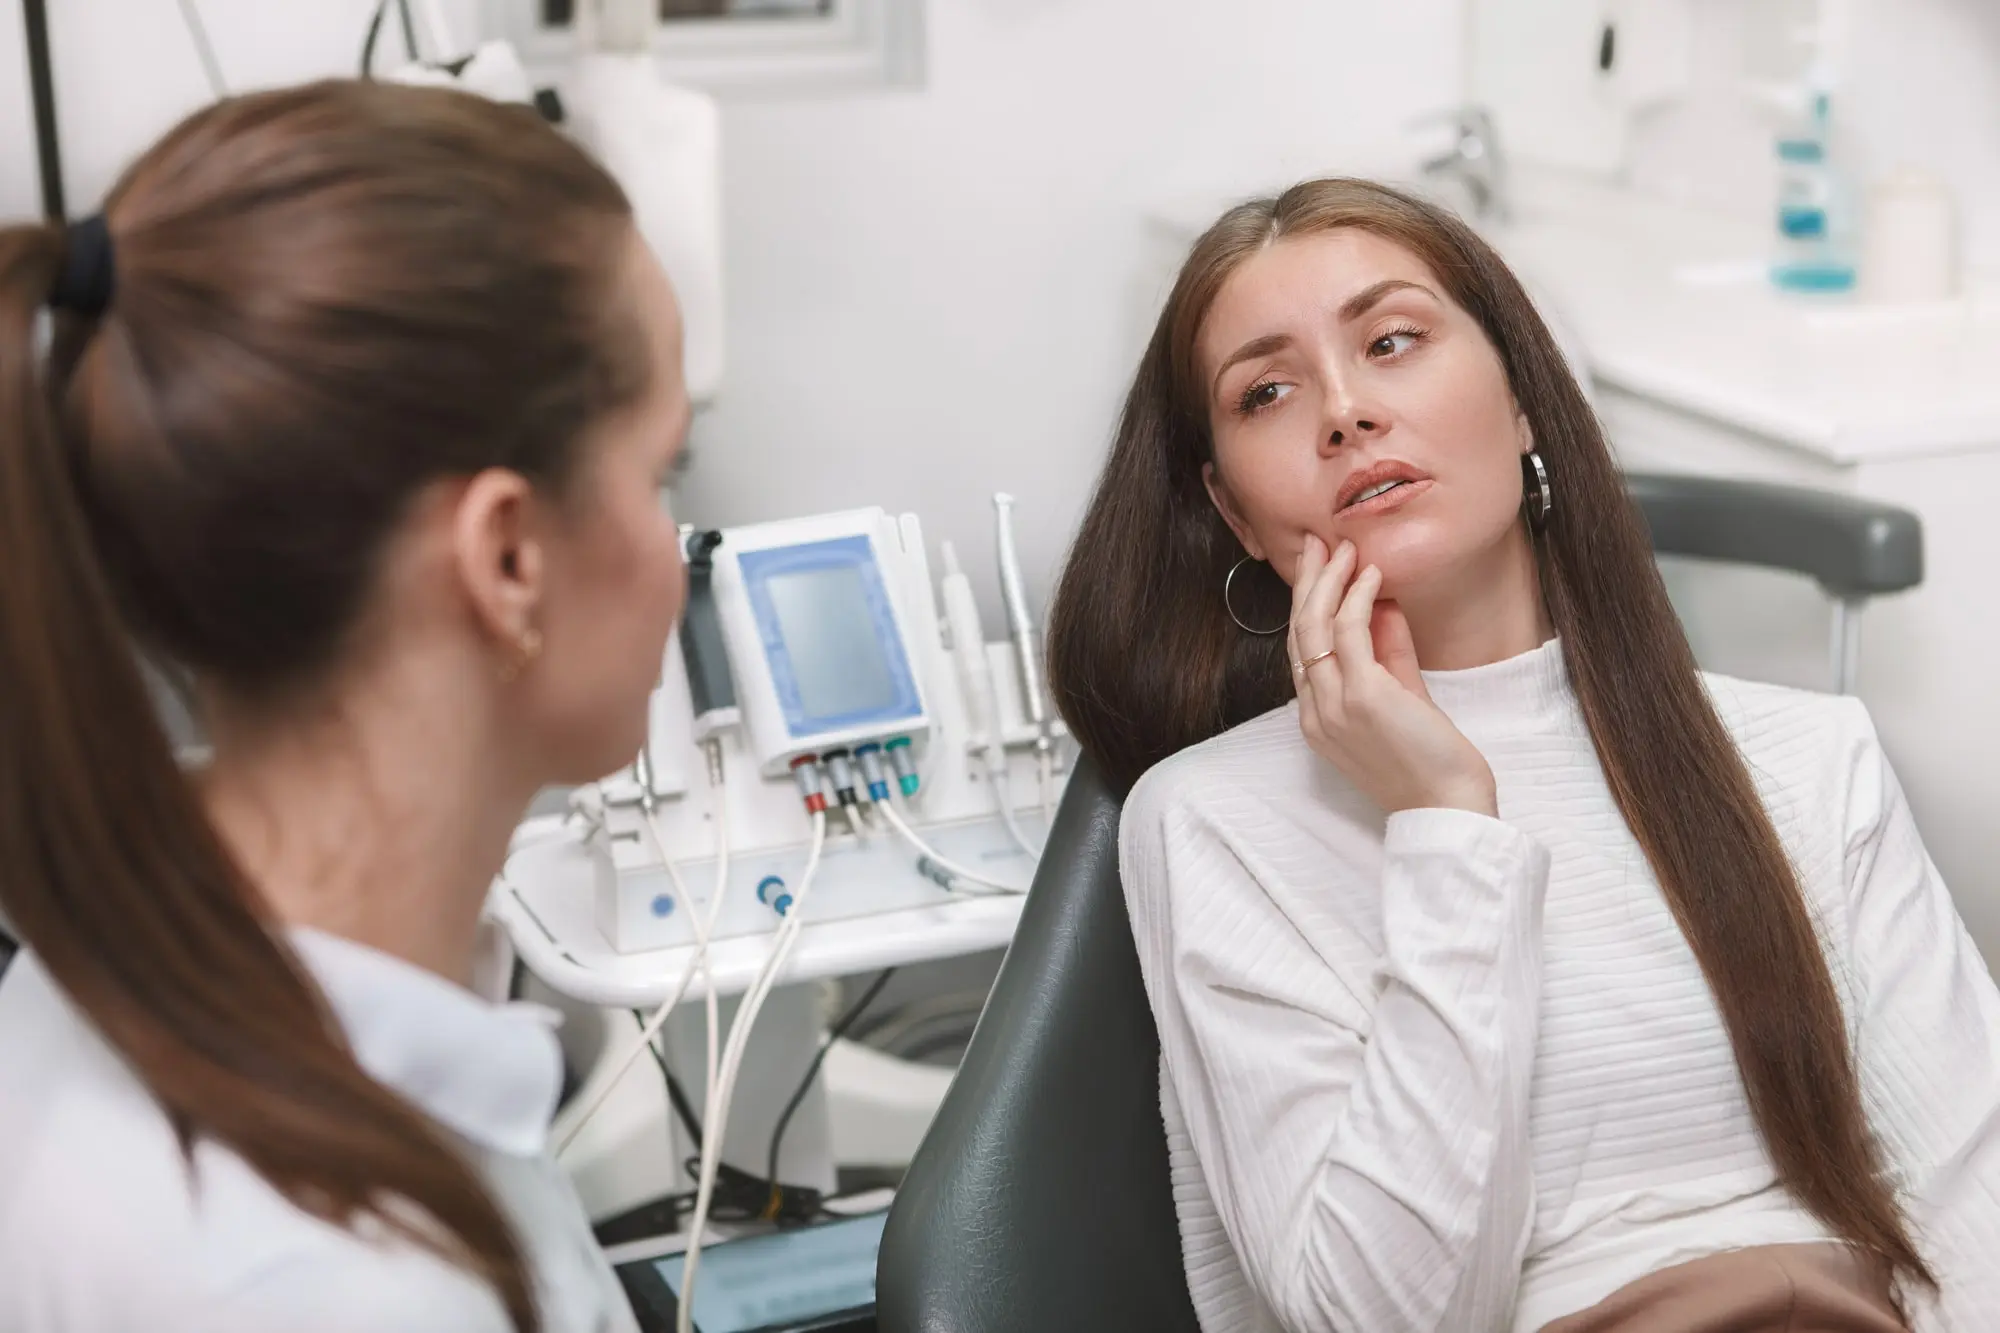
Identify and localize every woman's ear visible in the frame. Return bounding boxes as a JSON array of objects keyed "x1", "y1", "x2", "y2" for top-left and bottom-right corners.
[
  {"x1": 452, "y1": 468, "x2": 546, "y2": 651},
  {"x1": 1202, "y1": 462, "x2": 1266, "y2": 561},
  {"x1": 1516, "y1": 410, "x2": 1536, "y2": 457}
]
